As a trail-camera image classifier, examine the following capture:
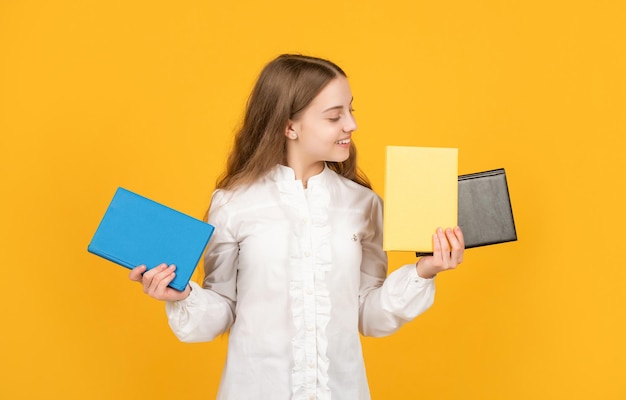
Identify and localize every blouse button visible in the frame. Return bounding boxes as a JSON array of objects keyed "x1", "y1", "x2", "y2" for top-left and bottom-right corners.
[{"x1": 304, "y1": 251, "x2": 311, "y2": 257}]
